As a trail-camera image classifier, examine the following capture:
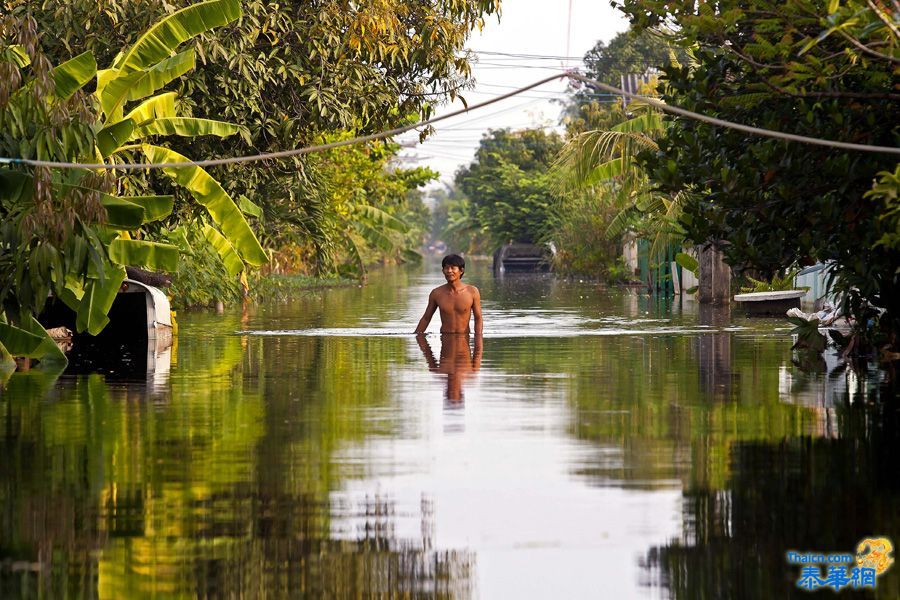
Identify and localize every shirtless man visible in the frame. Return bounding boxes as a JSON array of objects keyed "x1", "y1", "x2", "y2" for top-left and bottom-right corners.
[{"x1": 414, "y1": 254, "x2": 483, "y2": 335}]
